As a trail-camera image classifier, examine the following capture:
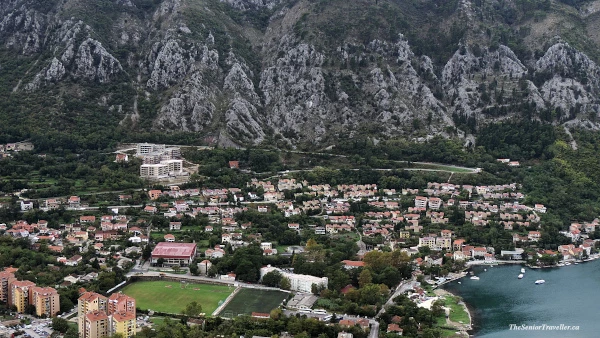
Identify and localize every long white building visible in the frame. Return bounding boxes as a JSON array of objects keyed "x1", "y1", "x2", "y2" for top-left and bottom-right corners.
[
  {"x1": 140, "y1": 160, "x2": 183, "y2": 179},
  {"x1": 260, "y1": 266, "x2": 328, "y2": 293}
]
